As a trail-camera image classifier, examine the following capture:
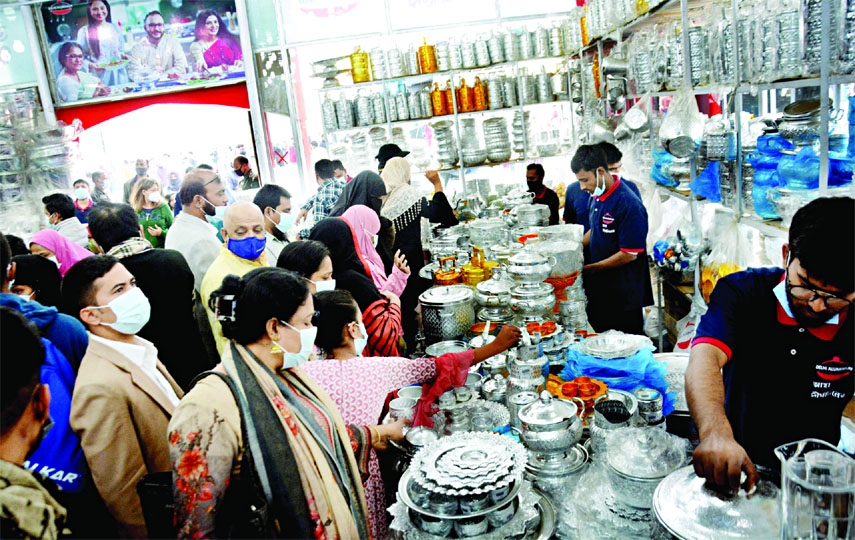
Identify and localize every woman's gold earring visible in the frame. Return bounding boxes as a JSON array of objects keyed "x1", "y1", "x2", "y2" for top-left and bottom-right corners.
[{"x1": 270, "y1": 336, "x2": 284, "y2": 354}]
